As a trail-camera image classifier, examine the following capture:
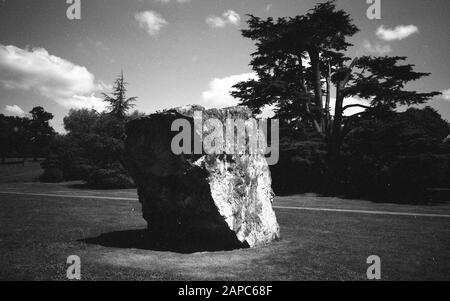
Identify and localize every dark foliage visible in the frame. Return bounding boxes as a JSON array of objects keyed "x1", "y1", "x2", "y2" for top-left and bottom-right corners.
[
  {"x1": 29, "y1": 107, "x2": 56, "y2": 161},
  {"x1": 40, "y1": 156, "x2": 64, "y2": 183},
  {"x1": 102, "y1": 72, "x2": 138, "y2": 120},
  {"x1": 85, "y1": 168, "x2": 134, "y2": 189},
  {"x1": 40, "y1": 73, "x2": 140, "y2": 188},
  {"x1": 271, "y1": 127, "x2": 328, "y2": 195},
  {"x1": 0, "y1": 107, "x2": 55, "y2": 164},
  {"x1": 270, "y1": 107, "x2": 450, "y2": 202},
  {"x1": 43, "y1": 105, "x2": 140, "y2": 188},
  {"x1": 336, "y1": 107, "x2": 450, "y2": 201}
]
